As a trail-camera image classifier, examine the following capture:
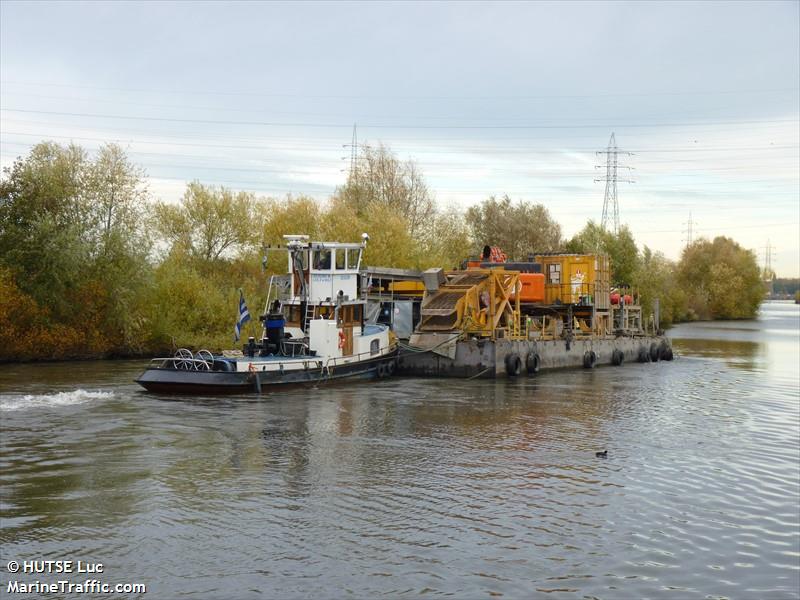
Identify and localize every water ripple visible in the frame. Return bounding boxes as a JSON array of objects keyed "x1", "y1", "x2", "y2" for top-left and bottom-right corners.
[{"x1": 1, "y1": 304, "x2": 799, "y2": 598}]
